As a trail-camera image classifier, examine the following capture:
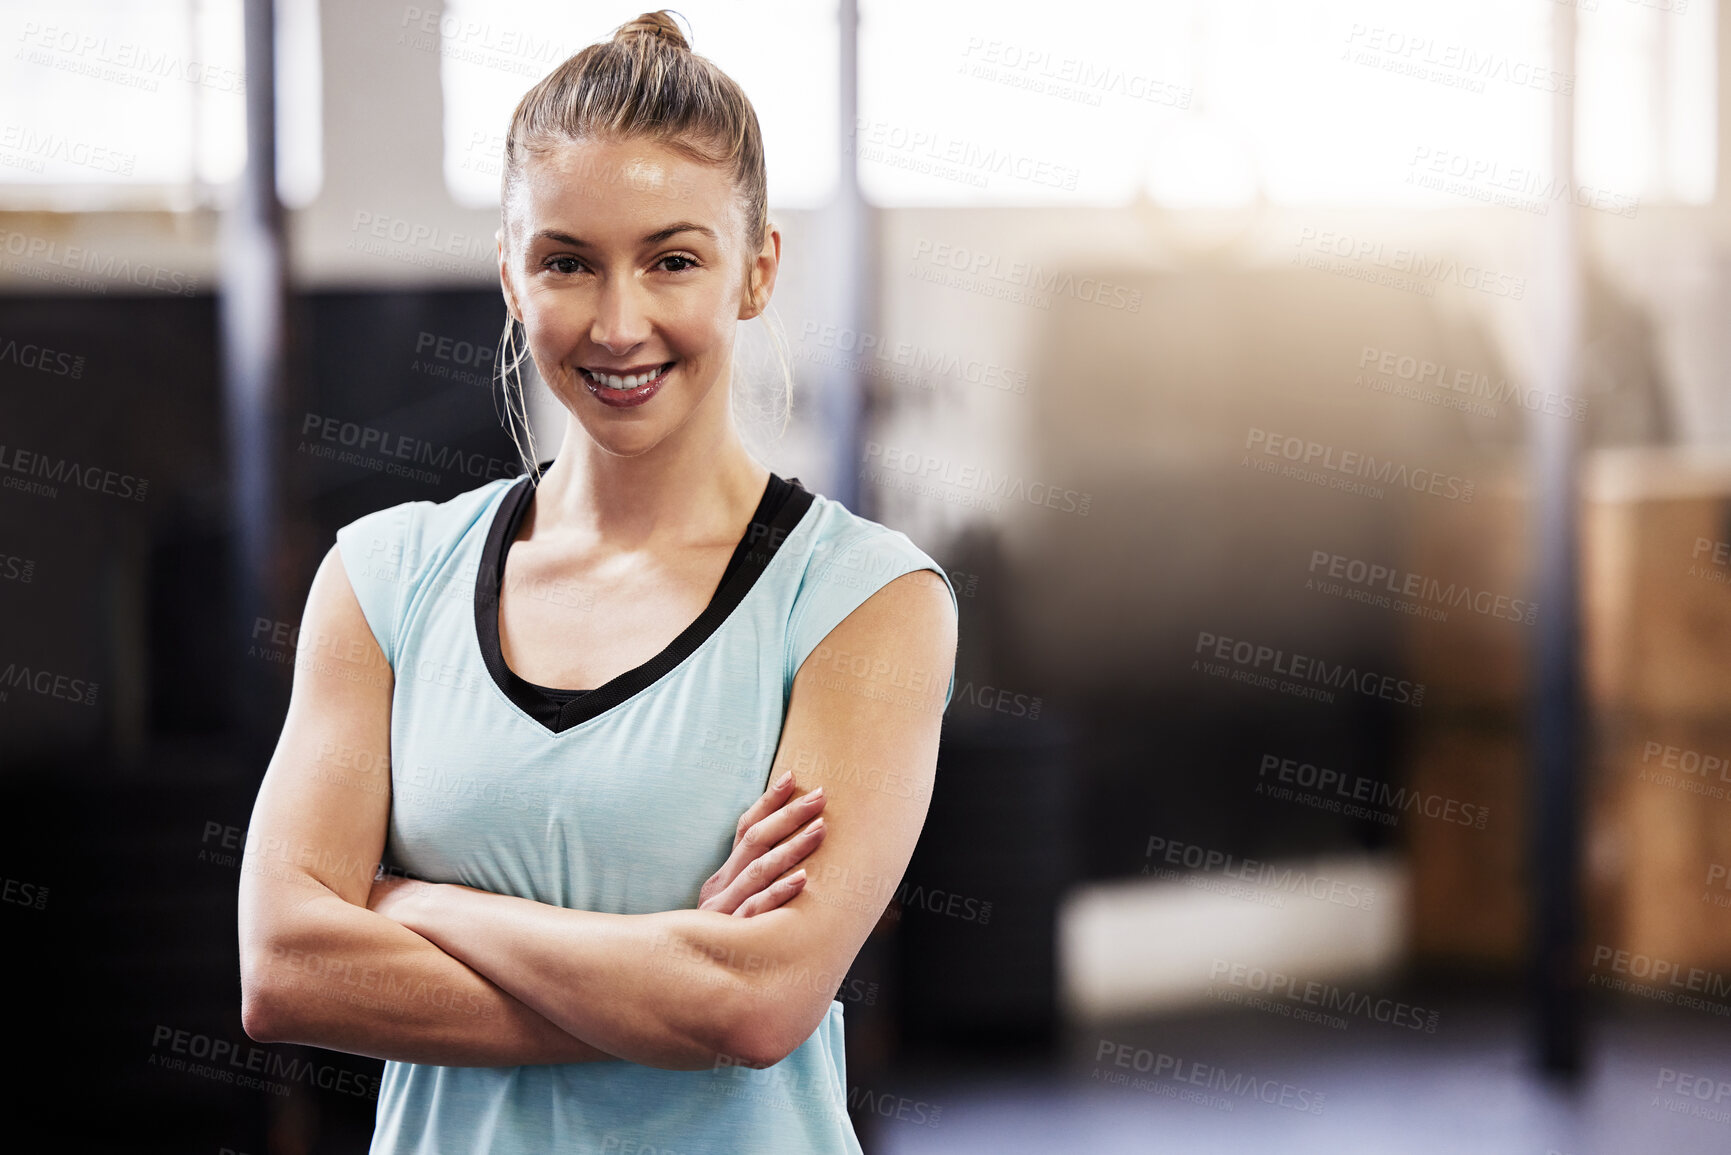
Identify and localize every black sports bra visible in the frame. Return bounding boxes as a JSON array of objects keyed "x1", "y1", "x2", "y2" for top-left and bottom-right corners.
[{"x1": 488, "y1": 466, "x2": 805, "y2": 715}]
